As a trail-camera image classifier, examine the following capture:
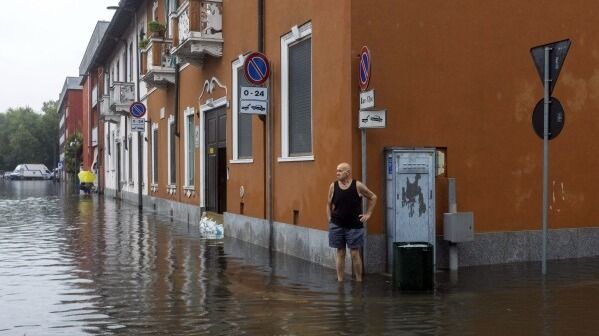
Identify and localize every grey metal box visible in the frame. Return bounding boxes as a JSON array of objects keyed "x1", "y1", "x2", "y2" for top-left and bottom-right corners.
[{"x1": 443, "y1": 212, "x2": 474, "y2": 243}]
